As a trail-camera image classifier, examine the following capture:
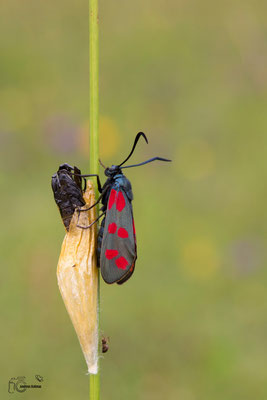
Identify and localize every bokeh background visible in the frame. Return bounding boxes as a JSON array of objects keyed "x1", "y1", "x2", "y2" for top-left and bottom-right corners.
[{"x1": 1, "y1": 0, "x2": 267, "y2": 399}]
